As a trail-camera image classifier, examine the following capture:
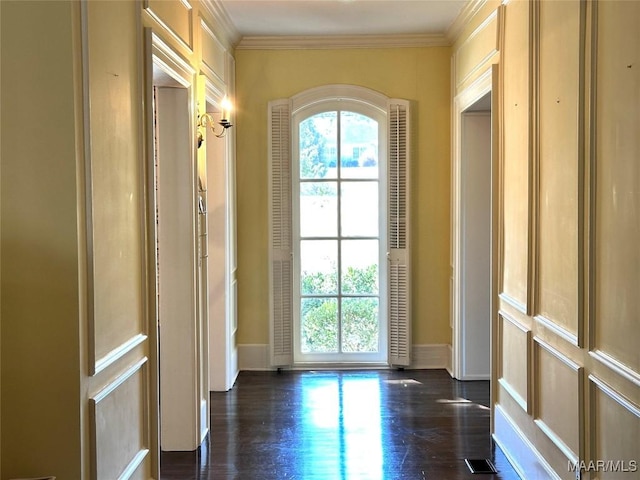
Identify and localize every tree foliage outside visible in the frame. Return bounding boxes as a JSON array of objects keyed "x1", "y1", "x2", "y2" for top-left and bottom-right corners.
[
  {"x1": 299, "y1": 111, "x2": 379, "y2": 181},
  {"x1": 299, "y1": 116, "x2": 329, "y2": 179},
  {"x1": 301, "y1": 264, "x2": 379, "y2": 353}
]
